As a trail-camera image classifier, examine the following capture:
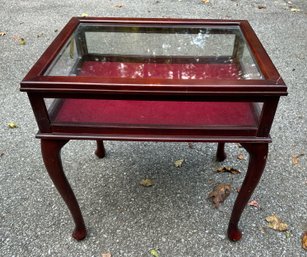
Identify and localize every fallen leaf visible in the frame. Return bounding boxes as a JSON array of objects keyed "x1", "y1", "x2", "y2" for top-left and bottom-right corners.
[
  {"x1": 202, "y1": 0, "x2": 209, "y2": 4},
  {"x1": 174, "y1": 159, "x2": 184, "y2": 168},
  {"x1": 12, "y1": 34, "x2": 25, "y2": 45},
  {"x1": 248, "y1": 200, "x2": 260, "y2": 208},
  {"x1": 114, "y1": 4, "x2": 124, "y2": 8},
  {"x1": 258, "y1": 5, "x2": 267, "y2": 9},
  {"x1": 188, "y1": 142, "x2": 193, "y2": 149},
  {"x1": 37, "y1": 32, "x2": 44, "y2": 38},
  {"x1": 290, "y1": 7, "x2": 301, "y2": 12},
  {"x1": 140, "y1": 178, "x2": 154, "y2": 187},
  {"x1": 8, "y1": 122, "x2": 17, "y2": 128},
  {"x1": 236, "y1": 187, "x2": 241, "y2": 193},
  {"x1": 265, "y1": 214, "x2": 288, "y2": 232},
  {"x1": 237, "y1": 153, "x2": 245, "y2": 160},
  {"x1": 216, "y1": 166, "x2": 240, "y2": 174},
  {"x1": 81, "y1": 13, "x2": 89, "y2": 17},
  {"x1": 302, "y1": 231, "x2": 307, "y2": 250},
  {"x1": 0, "y1": 32, "x2": 6, "y2": 36},
  {"x1": 208, "y1": 183, "x2": 231, "y2": 208},
  {"x1": 149, "y1": 249, "x2": 159, "y2": 257},
  {"x1": 291, "y1": 153, "x2": 304, "y2": 165},
  {"x1": 18, "y1": 38, "x2": 26, "y2": 45},
  {"x1": 101, "y1": 253, "x2": 111, "y2": 257}
]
